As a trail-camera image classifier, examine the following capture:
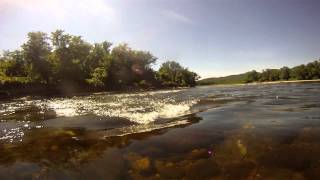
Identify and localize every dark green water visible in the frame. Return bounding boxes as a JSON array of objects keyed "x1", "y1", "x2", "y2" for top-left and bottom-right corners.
[{"x1": 0, "y1": 83, "x2": 320, "y2": 179}]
